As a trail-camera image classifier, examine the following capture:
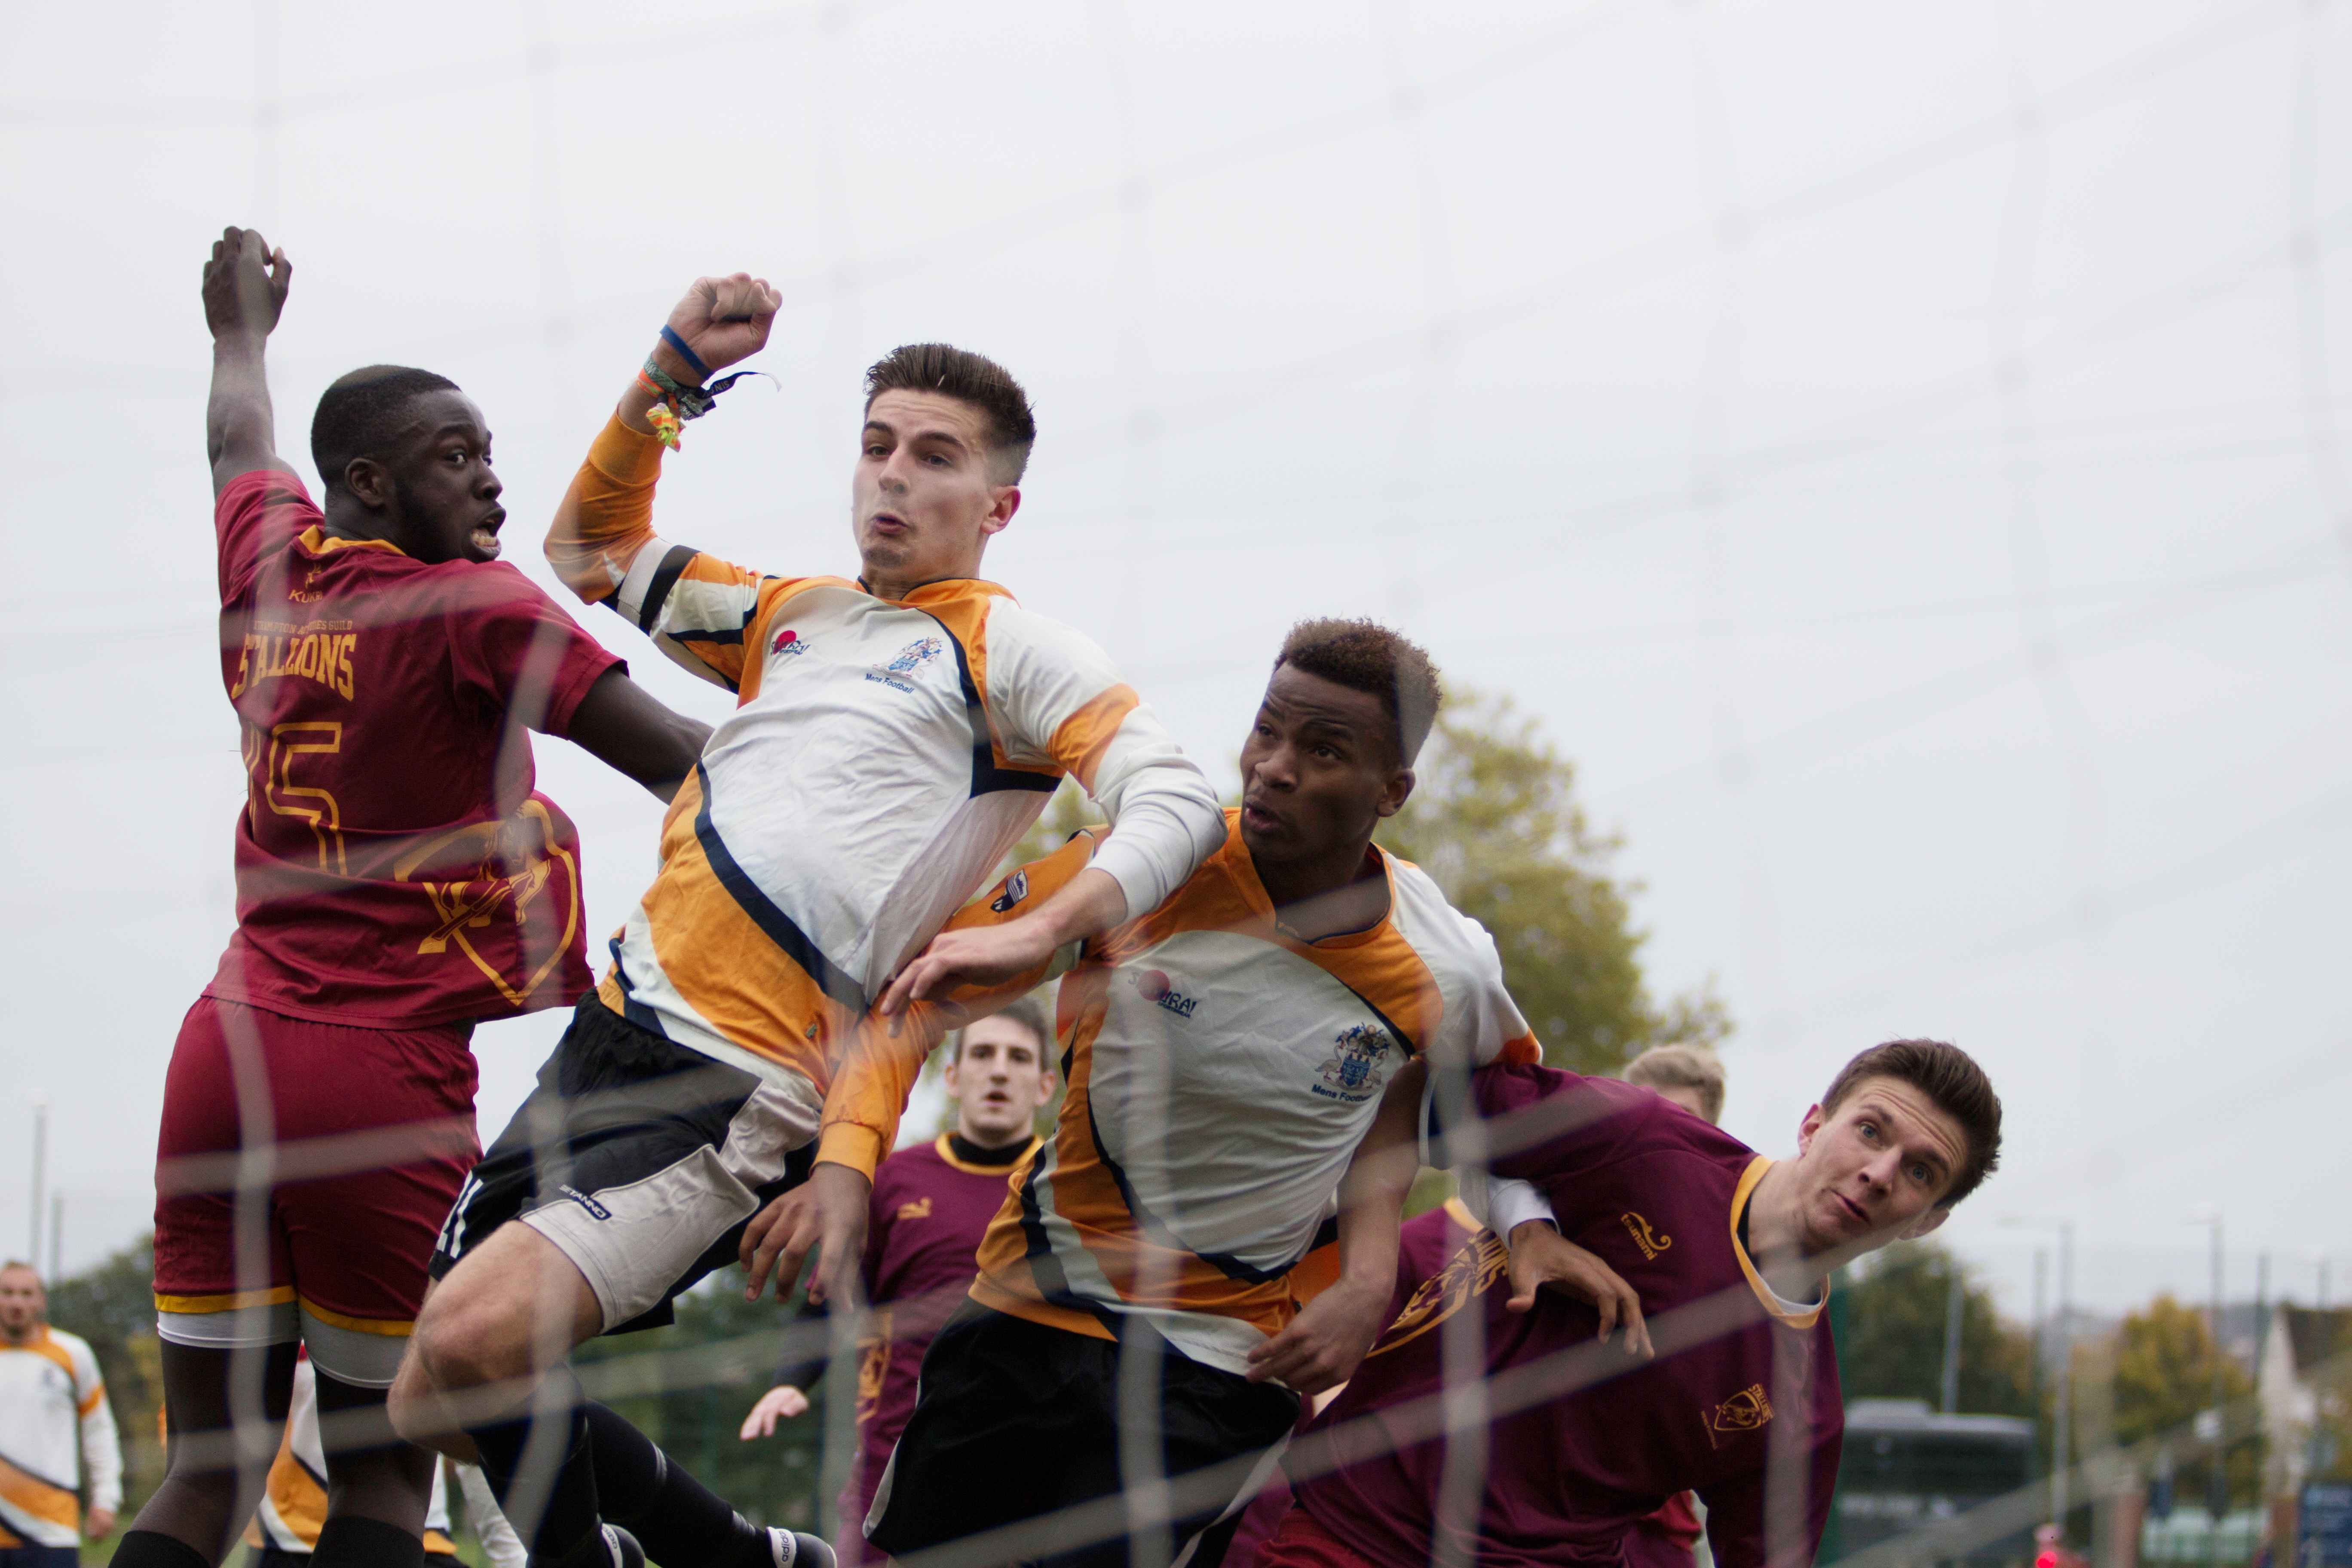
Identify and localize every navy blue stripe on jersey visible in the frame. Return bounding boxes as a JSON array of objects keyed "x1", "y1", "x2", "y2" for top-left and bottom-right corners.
[
  {"x1": 917, "y1": 609, "x2": 1062, "y2": 799},
  {"x1": 606, "y1": 935, "x2": 674, "y2": 1037},
  {"x1": 637, "y1": 544, "x2": 699, "y2": 634},
  {"x1": 689, "y1": 763, "x2": 869, "y2": 1012},
  {"x1": 1084, "y1": 1087, "x2": 1297, "y2": 1286}
]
